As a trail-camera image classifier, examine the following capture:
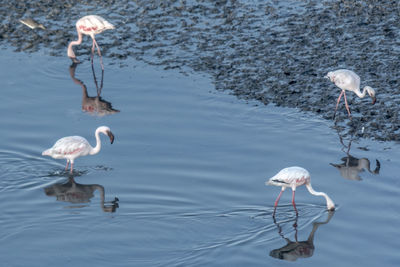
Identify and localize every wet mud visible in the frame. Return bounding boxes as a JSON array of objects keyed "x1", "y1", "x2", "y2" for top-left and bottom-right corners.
[{"x1": 1, "y1": 0, "x2": 399, "y2": 141}]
